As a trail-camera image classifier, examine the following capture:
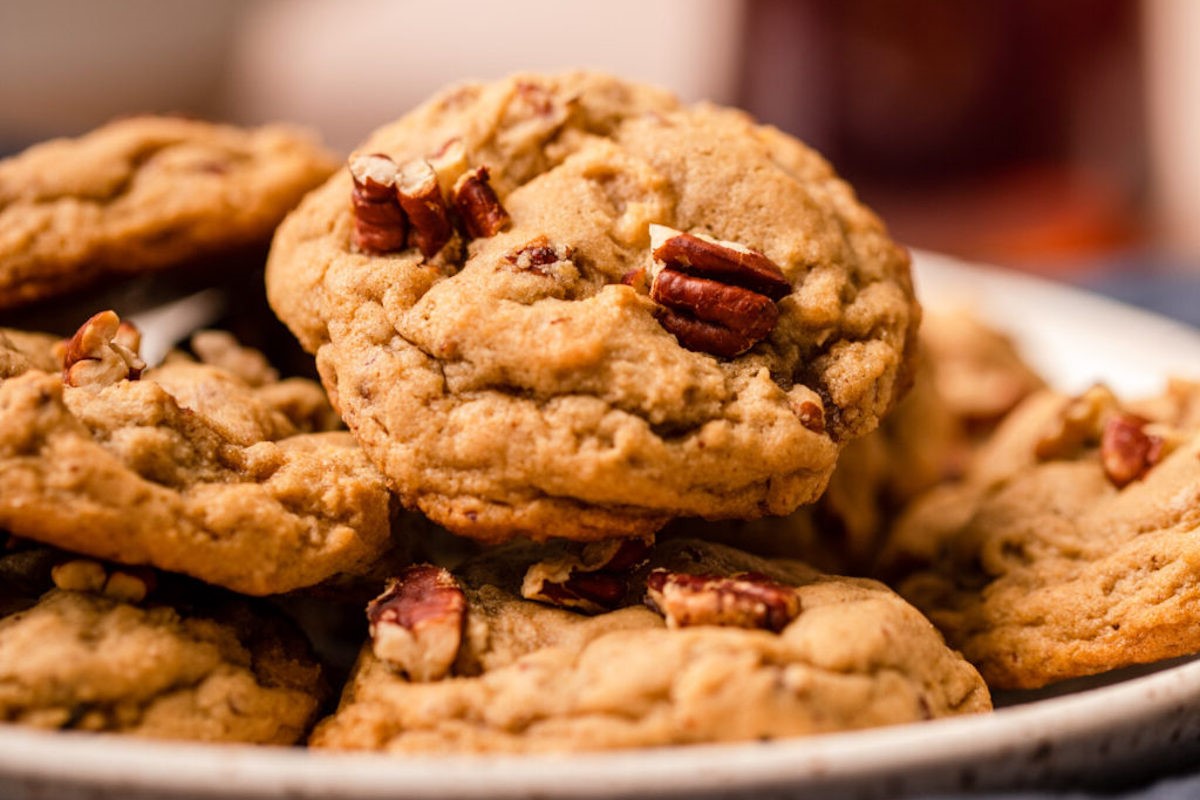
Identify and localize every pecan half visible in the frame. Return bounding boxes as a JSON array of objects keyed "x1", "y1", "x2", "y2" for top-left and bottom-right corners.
[
  {"x1": 647, "y1": 225, "x2": 791, "y2": 358},
  {"x1": 453, "y1": 166, "x2": 510, "y2": 239},
  {"x1": 644, "y1": 569, "x2": 800, "y2": 632},
  {"x1": 396, "y1": 158, "x2": 453, "y2": 258},
  {"x1": 349, "y1": 153, "x2": 407, "y2": 254},
  {"x1": 522, "y1": 537, "x2": 653, "y2": 614},
  {"x1": 367, "y1": 565, "x2": 466, "y2": 681},
  {"x1": 1100, "y1": 412, "x2": 1166, "y2": 488},
  {"x1": 651, "y1": 226, "x2": 791, "y2": 300},
  {"x1": 60, "y1": 311, "x2": 145, "y2": 388}
]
